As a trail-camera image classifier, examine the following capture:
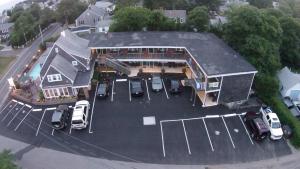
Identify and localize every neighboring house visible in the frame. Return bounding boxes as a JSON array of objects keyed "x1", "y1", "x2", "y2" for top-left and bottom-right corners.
[
  {"x1": 74, "y1": 4, "x2": 113, "y2": 34},
  {"x1": 273, "y1": 1, "x2": 279, "y2": 9},
  {"x1": 0, "y1": 15, "x2": 9, "y2": 24},
  {"x1": 0, "y1": 23, "x2": 14, "y2": 42},
  {"x1": 75, "y1": 5, "x2": 107, "y2": 27},
  {"x1": 163, "y1": 10, "x2": 186, "y2": 24},
  {"x1": 96, "y1": 16, "x2": 112, "y2": 33},
  {"x1": 39, "y1": 30, "x2": 94, "y2": 99},
  {"x1": 277, "y1": 67, "x2": 300, "y2": 104},
  {"x1": 95, "y1": 1, "x2": 115, "y2": 14}
]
